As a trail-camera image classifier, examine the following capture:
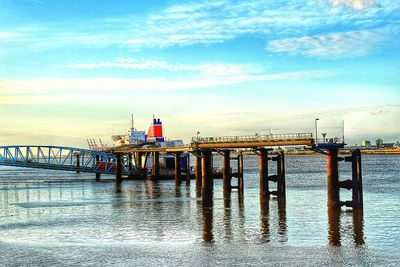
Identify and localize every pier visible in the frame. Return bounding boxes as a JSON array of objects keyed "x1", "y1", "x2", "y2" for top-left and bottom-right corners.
[{"x1": 0, "y1": 132, "x2": 363, "y2": 211}]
